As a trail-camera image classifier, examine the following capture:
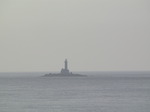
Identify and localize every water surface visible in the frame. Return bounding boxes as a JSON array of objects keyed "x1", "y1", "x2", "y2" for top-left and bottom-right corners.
[{"x1": 0, "y1": 72, "x2": 150, "y2": 112}]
